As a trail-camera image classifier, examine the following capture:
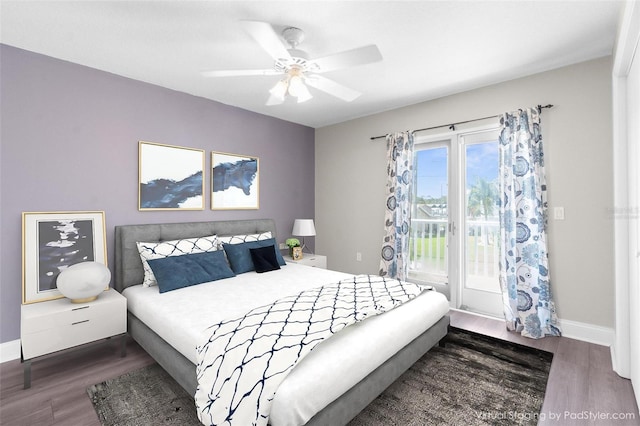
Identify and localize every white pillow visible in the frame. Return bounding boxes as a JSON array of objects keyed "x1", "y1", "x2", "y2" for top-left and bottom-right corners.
[
  {"x1": 137, "y1": 234, "x2": 219, "y2": 287},
  {"x1": 217, "y1": 231, "x2": 273, "y2": 247}
]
